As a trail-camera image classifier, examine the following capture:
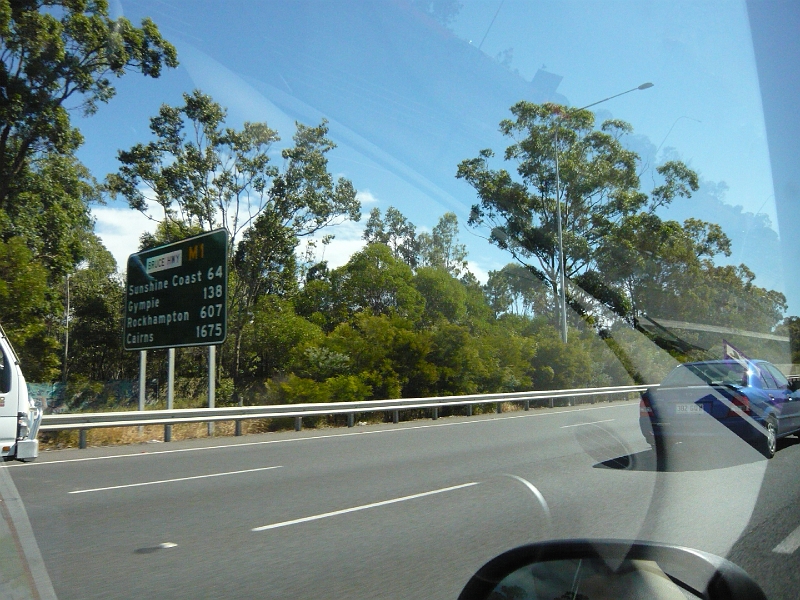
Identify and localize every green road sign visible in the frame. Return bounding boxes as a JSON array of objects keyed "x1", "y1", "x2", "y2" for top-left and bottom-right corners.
[{"x1": 124, "y1": 229, "x2": 228, "y2": 350}]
